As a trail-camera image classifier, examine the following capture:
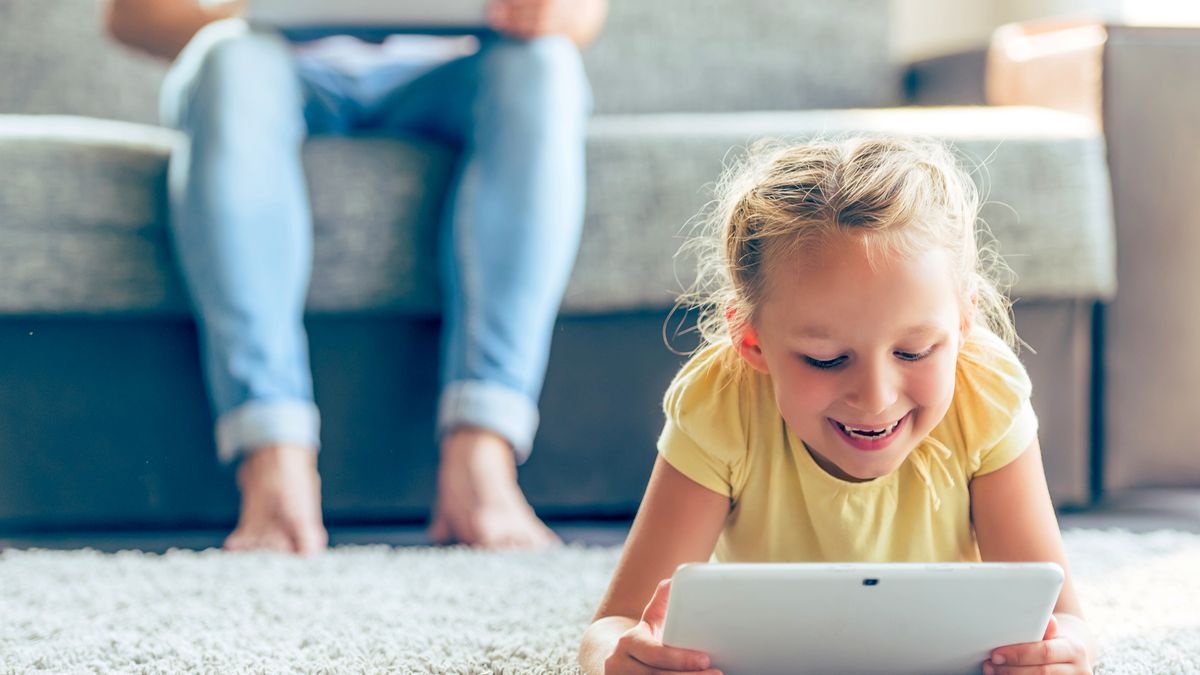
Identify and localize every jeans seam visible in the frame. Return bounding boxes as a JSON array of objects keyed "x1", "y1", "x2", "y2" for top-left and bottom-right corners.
[{"x1": 454, "y1": 151, "x2": 482, "y2": 379}]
